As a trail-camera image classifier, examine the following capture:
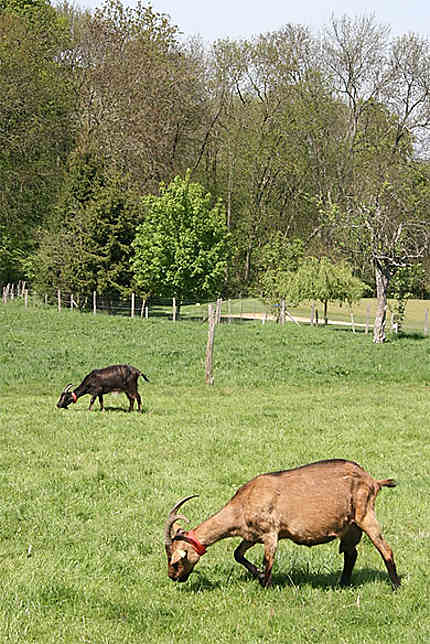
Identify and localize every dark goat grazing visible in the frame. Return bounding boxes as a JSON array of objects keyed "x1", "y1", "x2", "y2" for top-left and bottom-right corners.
[
  {"x1": 165, "y1": 459, "x2": 400, "y2": 590},
  {"x1": 57, "y1": 364, "x2": 149, "y2": 412}
]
